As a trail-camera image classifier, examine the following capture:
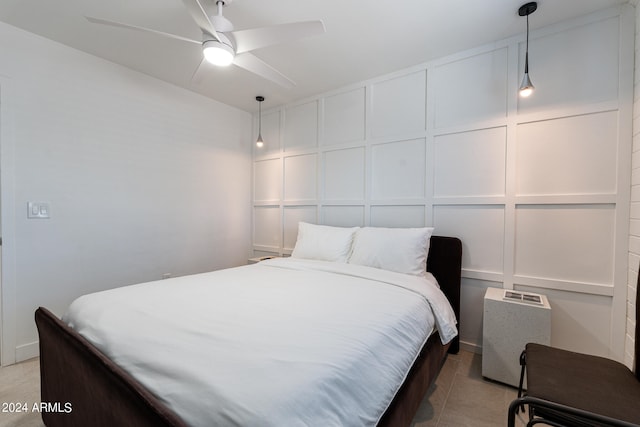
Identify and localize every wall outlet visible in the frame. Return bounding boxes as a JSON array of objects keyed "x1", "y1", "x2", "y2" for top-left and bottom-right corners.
[{"x1": 27, "y1": 202, "x2": 50, "y2": 219}]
